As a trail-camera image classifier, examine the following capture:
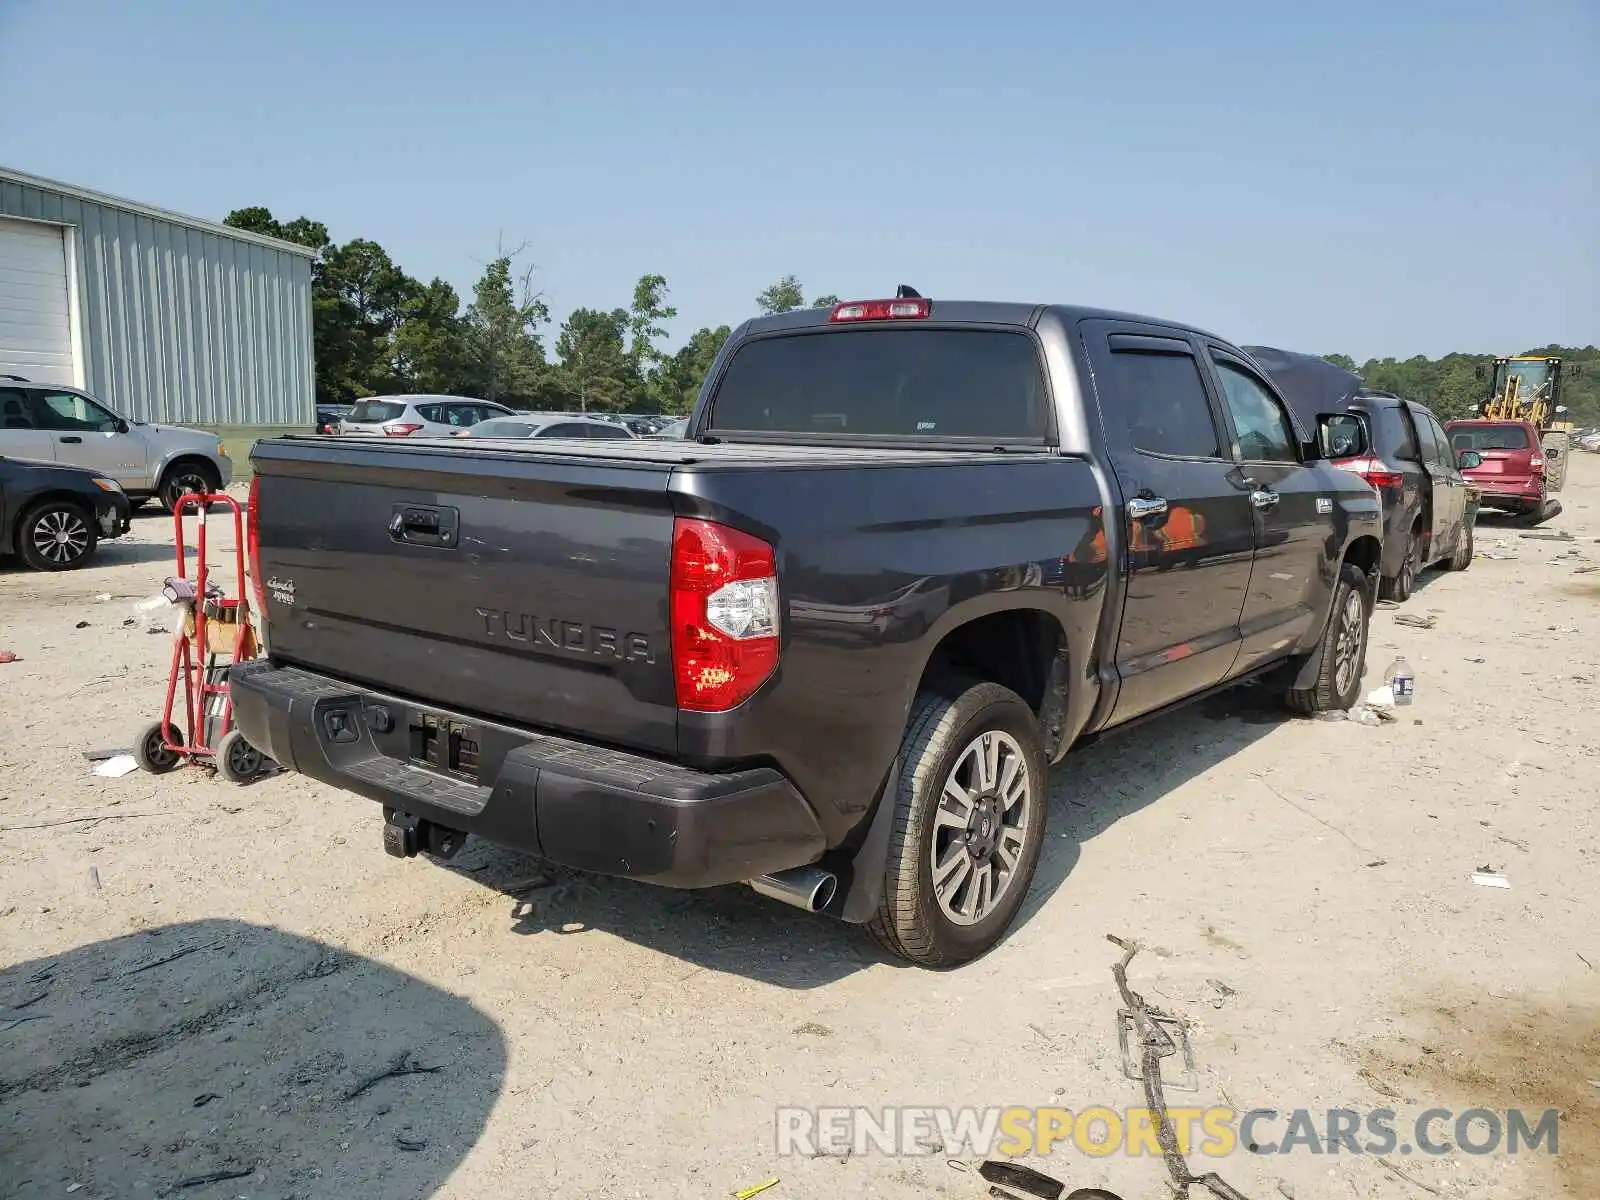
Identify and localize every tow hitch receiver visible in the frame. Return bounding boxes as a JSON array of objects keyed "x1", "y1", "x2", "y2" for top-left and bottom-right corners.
[{"x1": 382, "y1": 810, "x2": 466, "y2": 860}]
